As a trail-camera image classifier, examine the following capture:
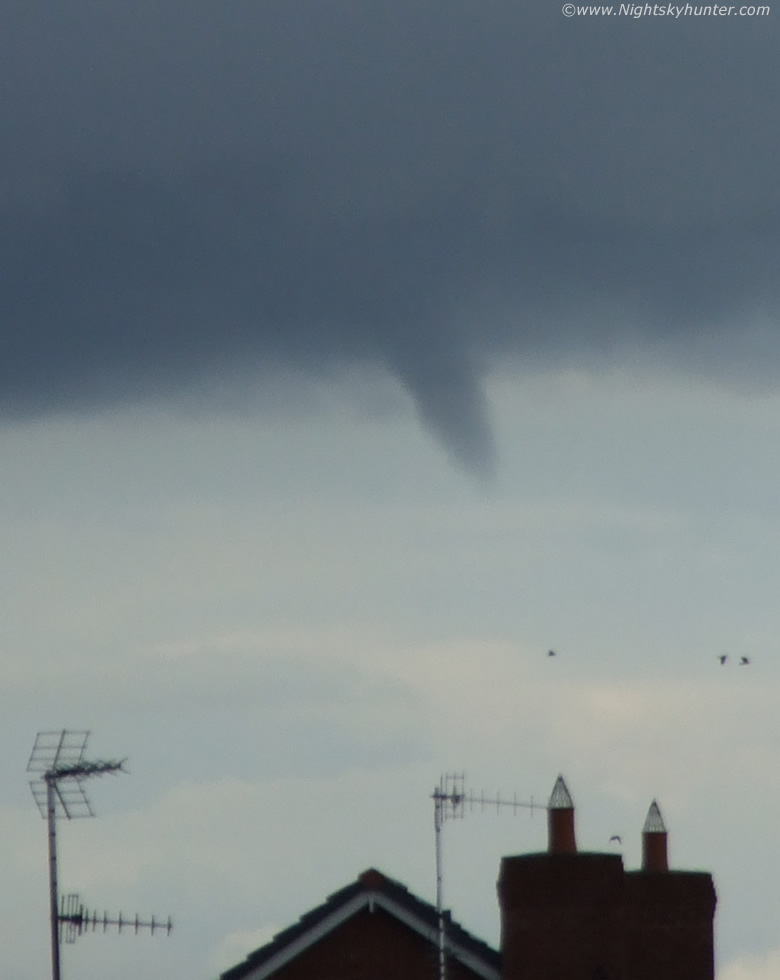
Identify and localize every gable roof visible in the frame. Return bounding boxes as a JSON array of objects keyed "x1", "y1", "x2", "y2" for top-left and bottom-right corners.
[{"x1": 219, "y1": 868, "x2": 501, "y2": 980}]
